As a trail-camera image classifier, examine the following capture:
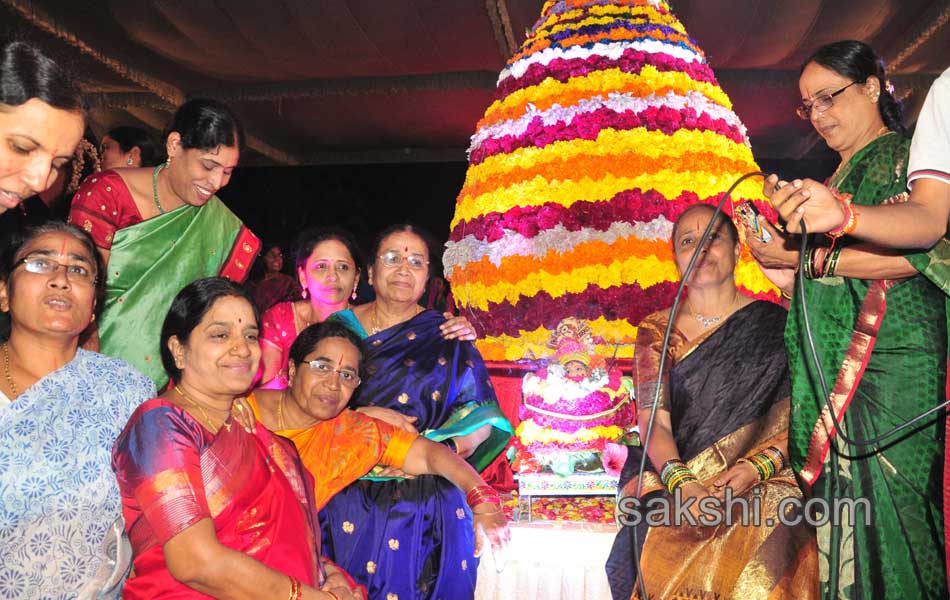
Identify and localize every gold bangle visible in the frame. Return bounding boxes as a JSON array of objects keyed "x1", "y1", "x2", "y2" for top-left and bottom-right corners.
[
  {"x1": 287, "y1": 576, "x2": 301, "y2": 600},
  {"x1": 323, "y1": 592, "x2": 340, "y2": 600}
]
